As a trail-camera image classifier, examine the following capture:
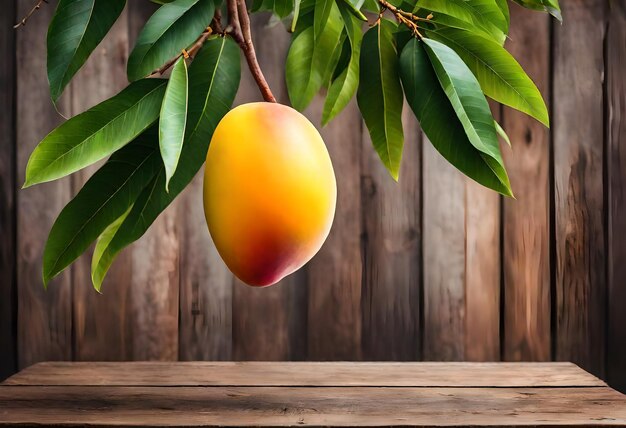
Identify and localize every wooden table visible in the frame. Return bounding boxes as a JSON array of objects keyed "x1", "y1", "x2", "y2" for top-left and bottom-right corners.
[{"x1": 1, "y1": 362, "x2": 625, "y2": 426}]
